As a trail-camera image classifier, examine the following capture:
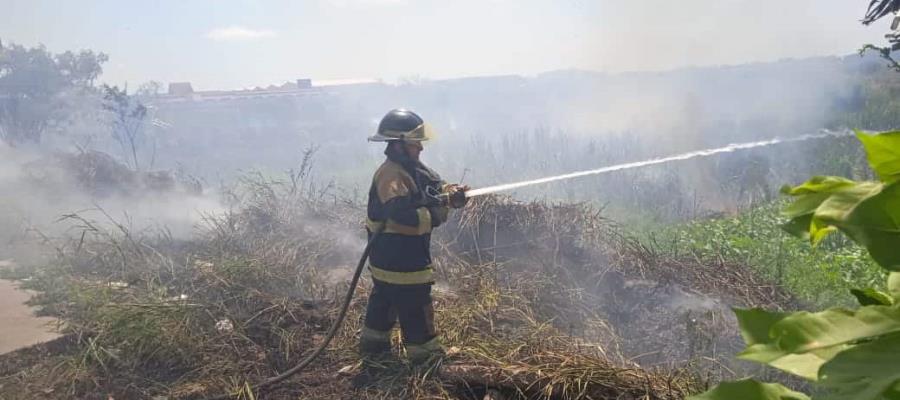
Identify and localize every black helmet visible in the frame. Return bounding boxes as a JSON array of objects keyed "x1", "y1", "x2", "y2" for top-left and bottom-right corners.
[{"x1": 369, "y1": 109, "x2": 433, "y2": 142}]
